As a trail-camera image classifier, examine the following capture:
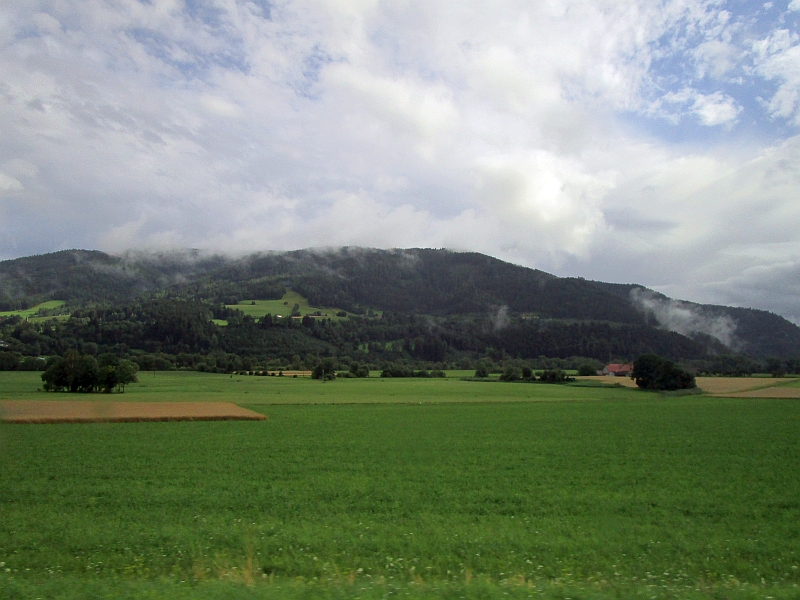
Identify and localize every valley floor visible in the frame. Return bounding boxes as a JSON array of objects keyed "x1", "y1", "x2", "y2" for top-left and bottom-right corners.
[{"x1": 1, "y1": 372, "x2": 799, "y2": 599}]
